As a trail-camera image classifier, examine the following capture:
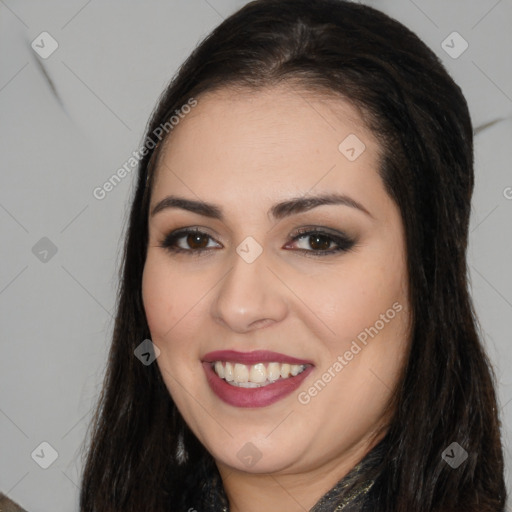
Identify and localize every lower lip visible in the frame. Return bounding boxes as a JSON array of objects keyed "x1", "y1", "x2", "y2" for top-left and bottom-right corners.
[{"x1": 202, "y1": 362, "x2": 313, "y2": 408}]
